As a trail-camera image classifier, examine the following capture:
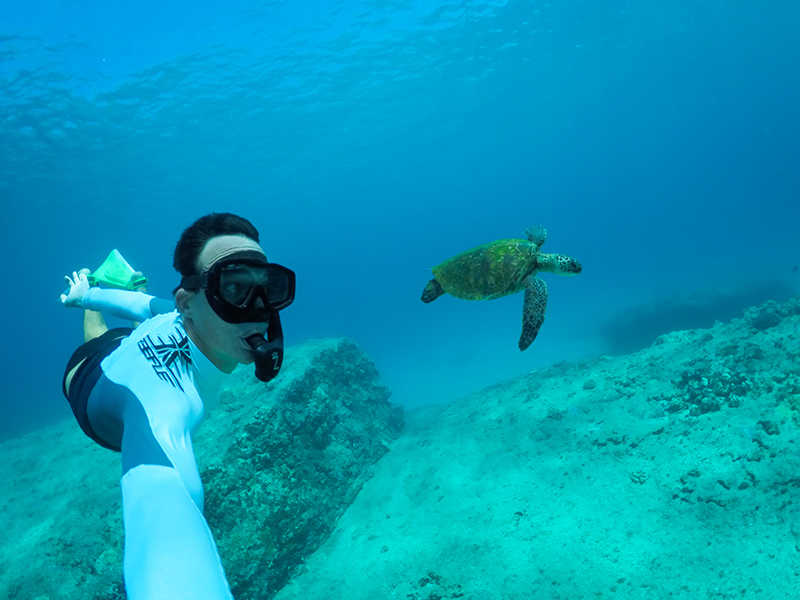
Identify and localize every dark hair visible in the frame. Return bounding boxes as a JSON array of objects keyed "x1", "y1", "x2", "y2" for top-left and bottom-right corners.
[{"x1": 173, "y1": 212, "x2": 260, "y2": 279}]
